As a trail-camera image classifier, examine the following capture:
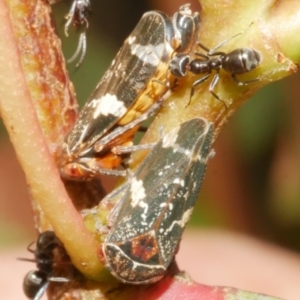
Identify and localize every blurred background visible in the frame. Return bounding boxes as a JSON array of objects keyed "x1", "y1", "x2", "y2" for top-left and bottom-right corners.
[{"x1": 1, "y1": 0, "x2": 300, "y2": 298}]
